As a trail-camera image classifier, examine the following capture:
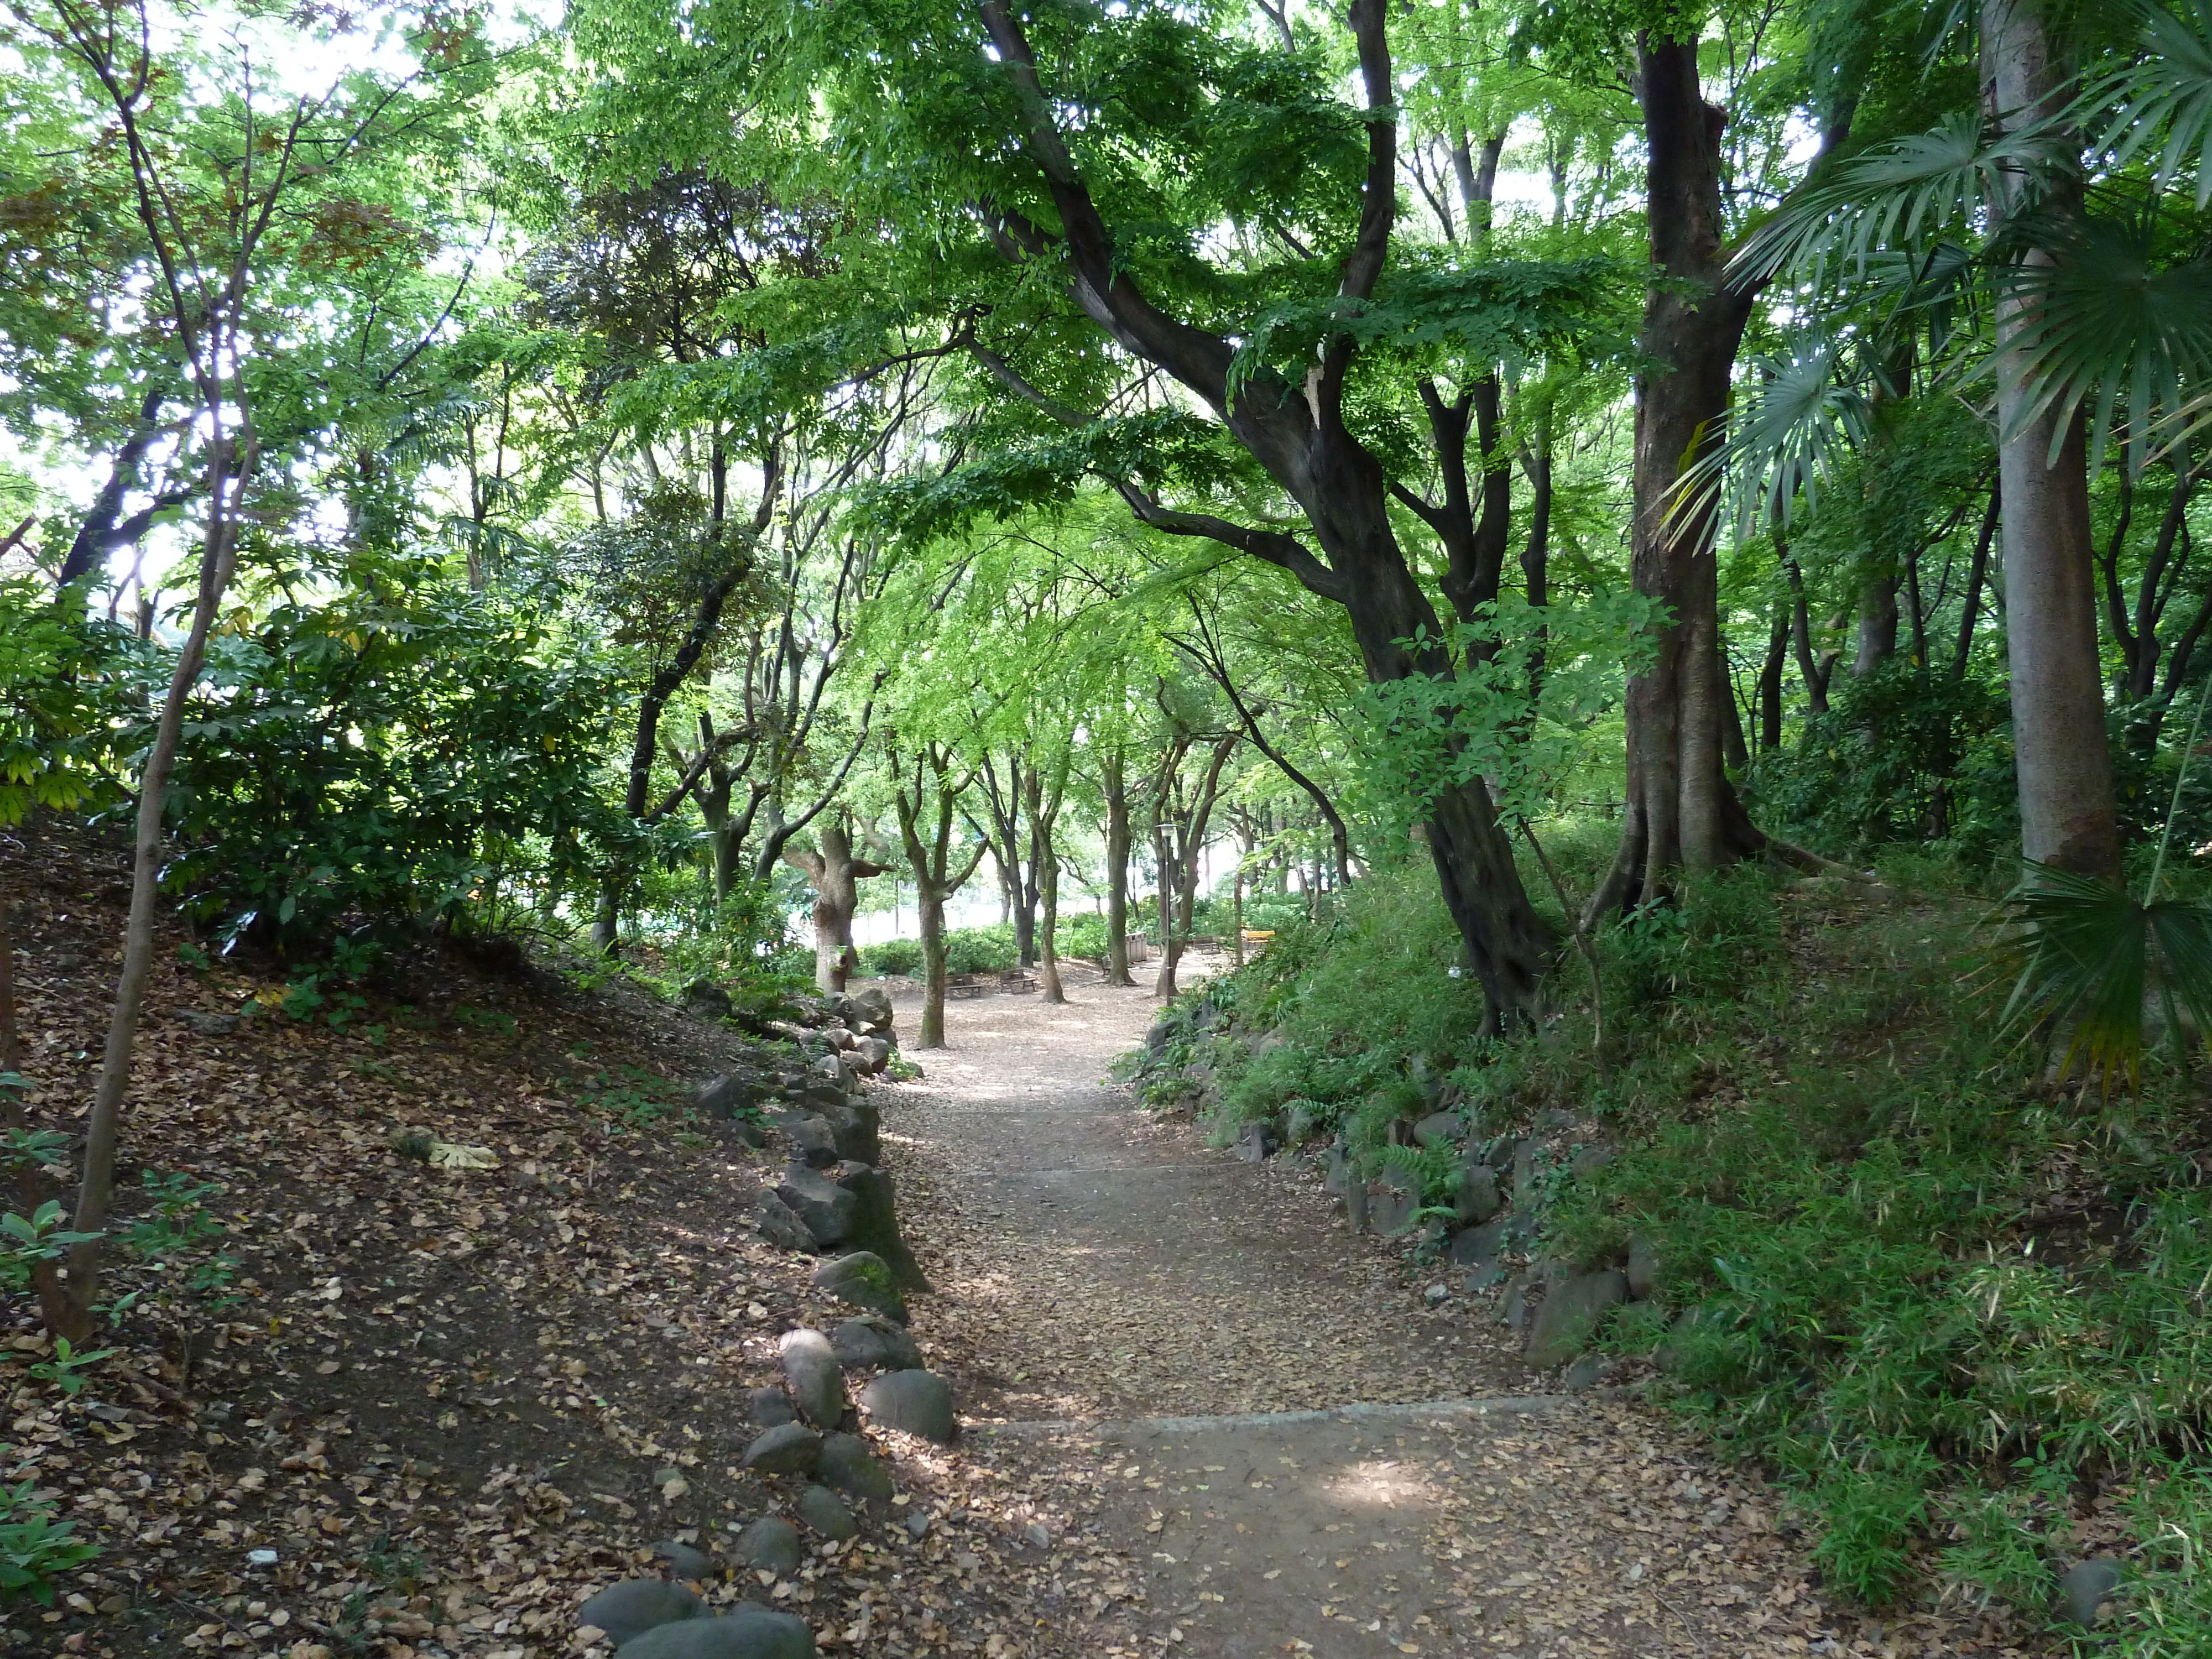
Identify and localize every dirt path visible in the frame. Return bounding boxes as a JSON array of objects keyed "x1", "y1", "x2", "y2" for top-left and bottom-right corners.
[{"x1": 877, "y1": 965, "x2": 2028, "y2": 1659}]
